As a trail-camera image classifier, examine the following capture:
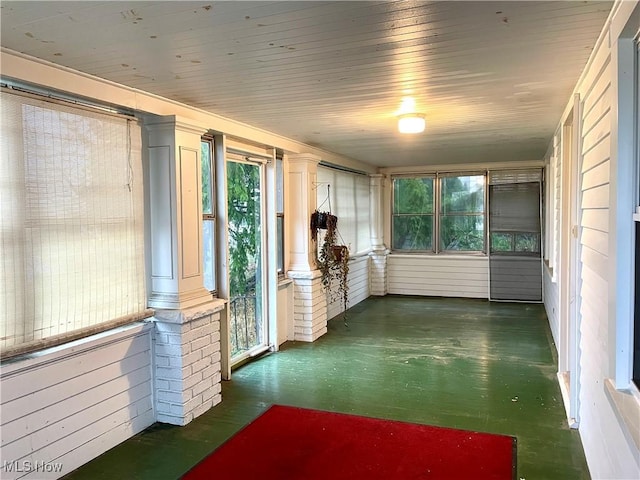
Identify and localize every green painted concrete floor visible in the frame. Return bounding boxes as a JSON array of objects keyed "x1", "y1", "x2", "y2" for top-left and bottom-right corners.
[{"x1": 63, "y1": 296, "x2": 590, "y2": 479}]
